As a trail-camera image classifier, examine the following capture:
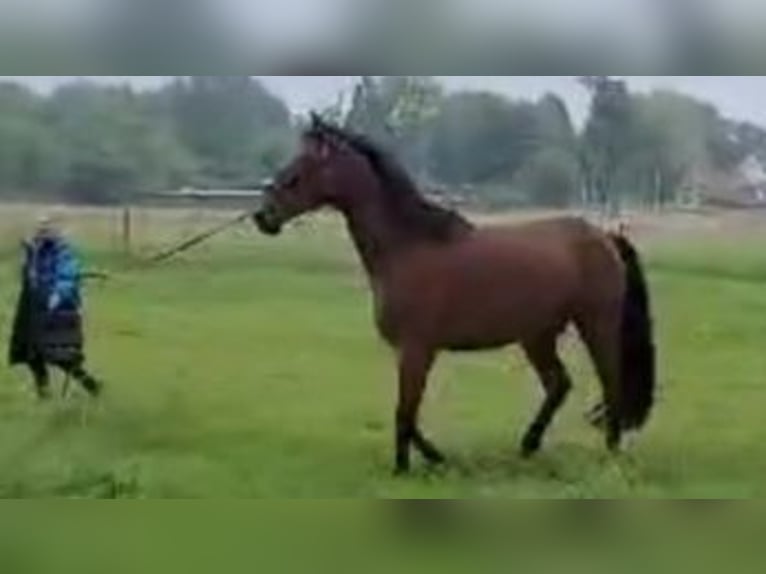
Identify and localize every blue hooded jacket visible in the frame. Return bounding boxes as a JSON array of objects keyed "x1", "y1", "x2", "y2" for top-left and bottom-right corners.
[{"x1": 25, "y1": 236, "x2": 82, "y2": 312}]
